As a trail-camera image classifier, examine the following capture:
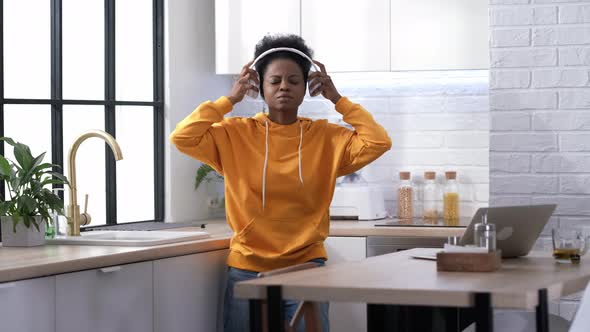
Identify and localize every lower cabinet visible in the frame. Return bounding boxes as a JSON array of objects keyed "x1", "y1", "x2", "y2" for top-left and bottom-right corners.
[
  {"x1": 154, "y1": 249, "x2": 229, "y2": 332},
  {"x1": 55, "y1": 261, "x2": 154, "y2": 332},
  {"x1": 0, "y1": 276, "x2": 55, "y2": 332},
  {"x1": 325, "y1": 236, "x2": 367, "y2": 332}
]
